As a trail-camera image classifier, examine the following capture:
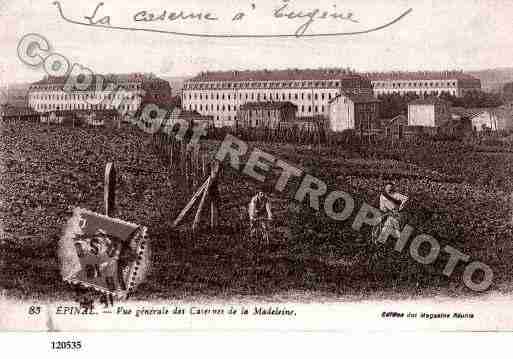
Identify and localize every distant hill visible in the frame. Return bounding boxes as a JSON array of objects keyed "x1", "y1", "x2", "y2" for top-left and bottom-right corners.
[{"x1": 468, "y1": 68, "x2": 513, "y2": 92}]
